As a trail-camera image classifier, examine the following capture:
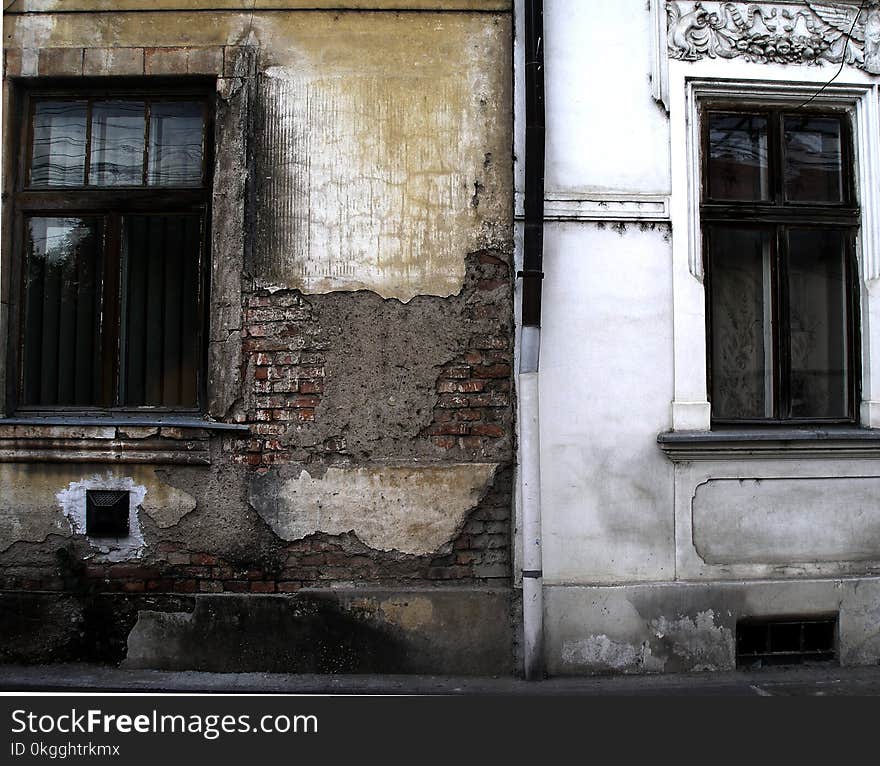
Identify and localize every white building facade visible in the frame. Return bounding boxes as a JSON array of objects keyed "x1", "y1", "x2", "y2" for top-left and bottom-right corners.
[{"x1": 517, "y1": 0, "x2": 880, "y2": 675}]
